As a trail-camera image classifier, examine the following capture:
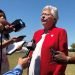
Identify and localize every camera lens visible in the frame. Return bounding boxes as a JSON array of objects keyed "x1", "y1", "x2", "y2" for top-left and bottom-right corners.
[{"x1": 11, "y1": 19, "x2": 25, "y2": 32}]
